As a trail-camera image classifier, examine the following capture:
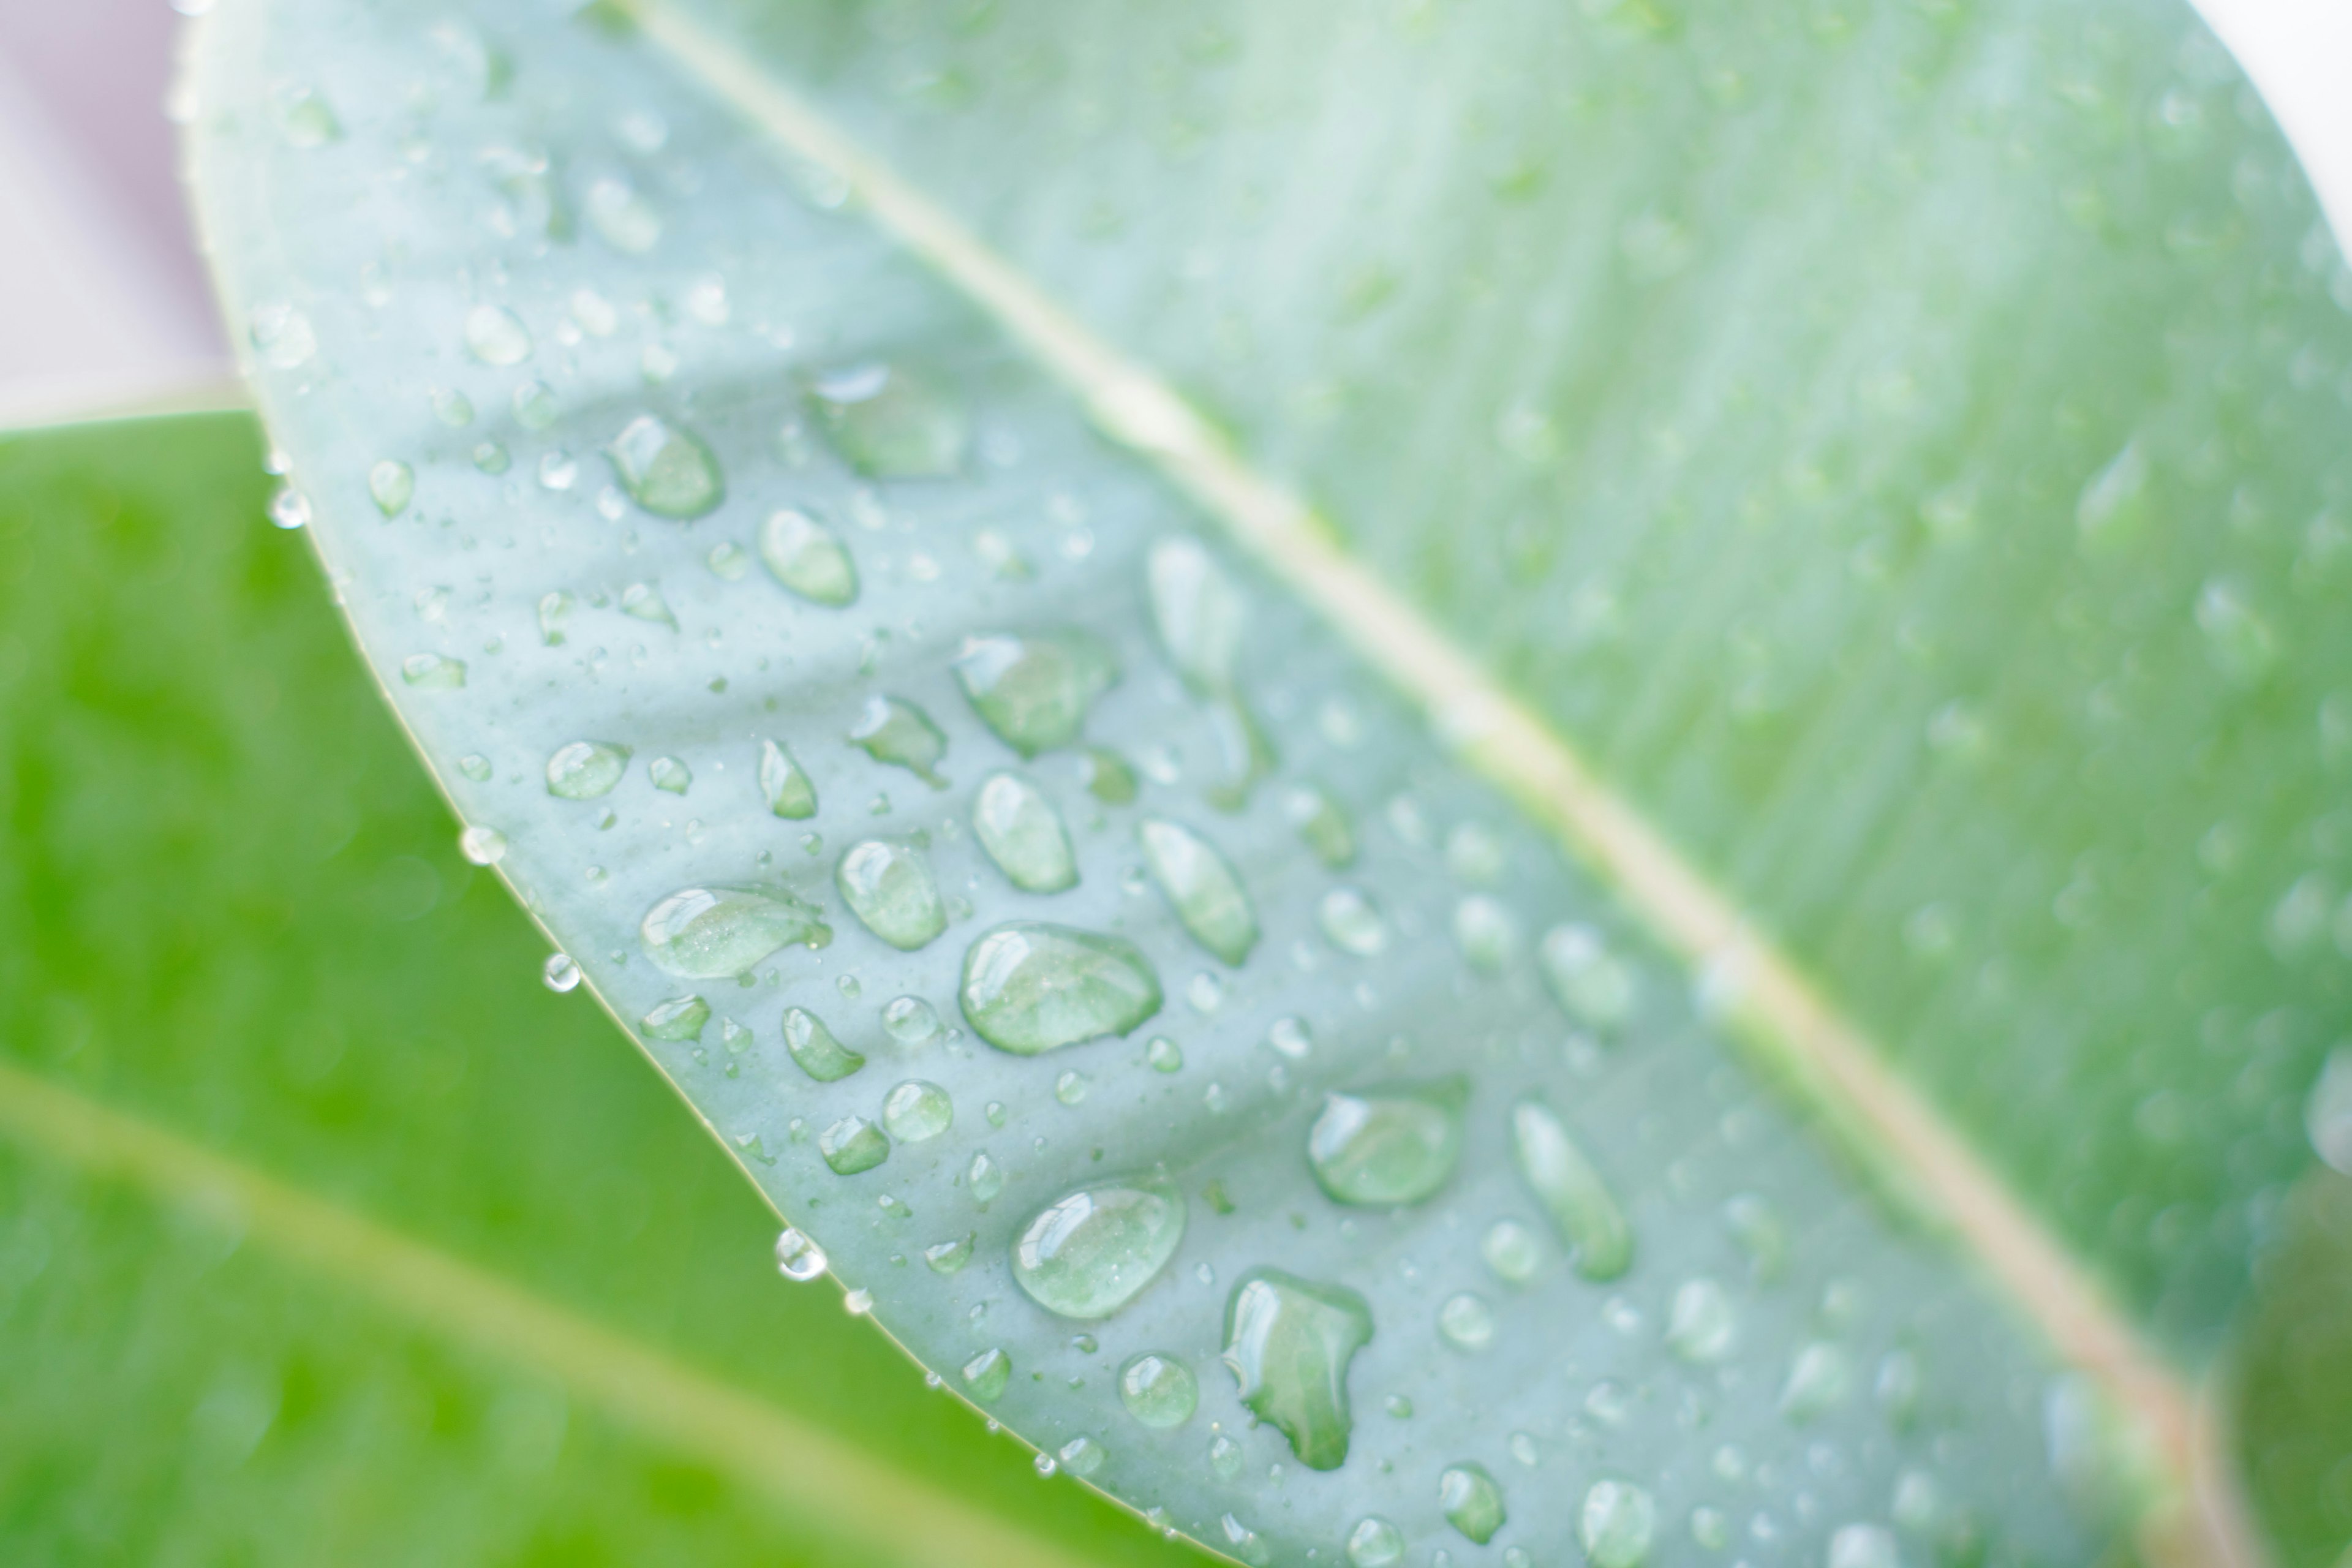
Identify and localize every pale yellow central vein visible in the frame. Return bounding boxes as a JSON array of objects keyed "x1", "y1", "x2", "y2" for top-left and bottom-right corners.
[
  {"x1": 0, "y1": 1058, "x2": 1102, "y2": 1568},
  {"x1": 623, "y1": 4, "x2": 2256, "y2": 1562}
]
